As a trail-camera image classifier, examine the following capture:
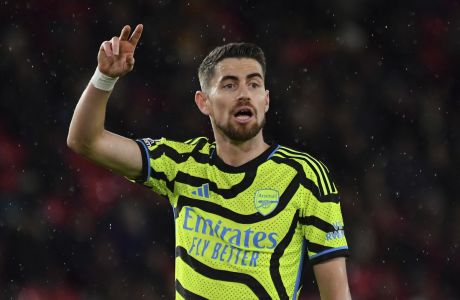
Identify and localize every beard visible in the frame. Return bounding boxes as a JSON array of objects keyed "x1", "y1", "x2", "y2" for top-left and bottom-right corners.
[{"x1": 216, "y1": 115, "x2": 266, "y2": 142}]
